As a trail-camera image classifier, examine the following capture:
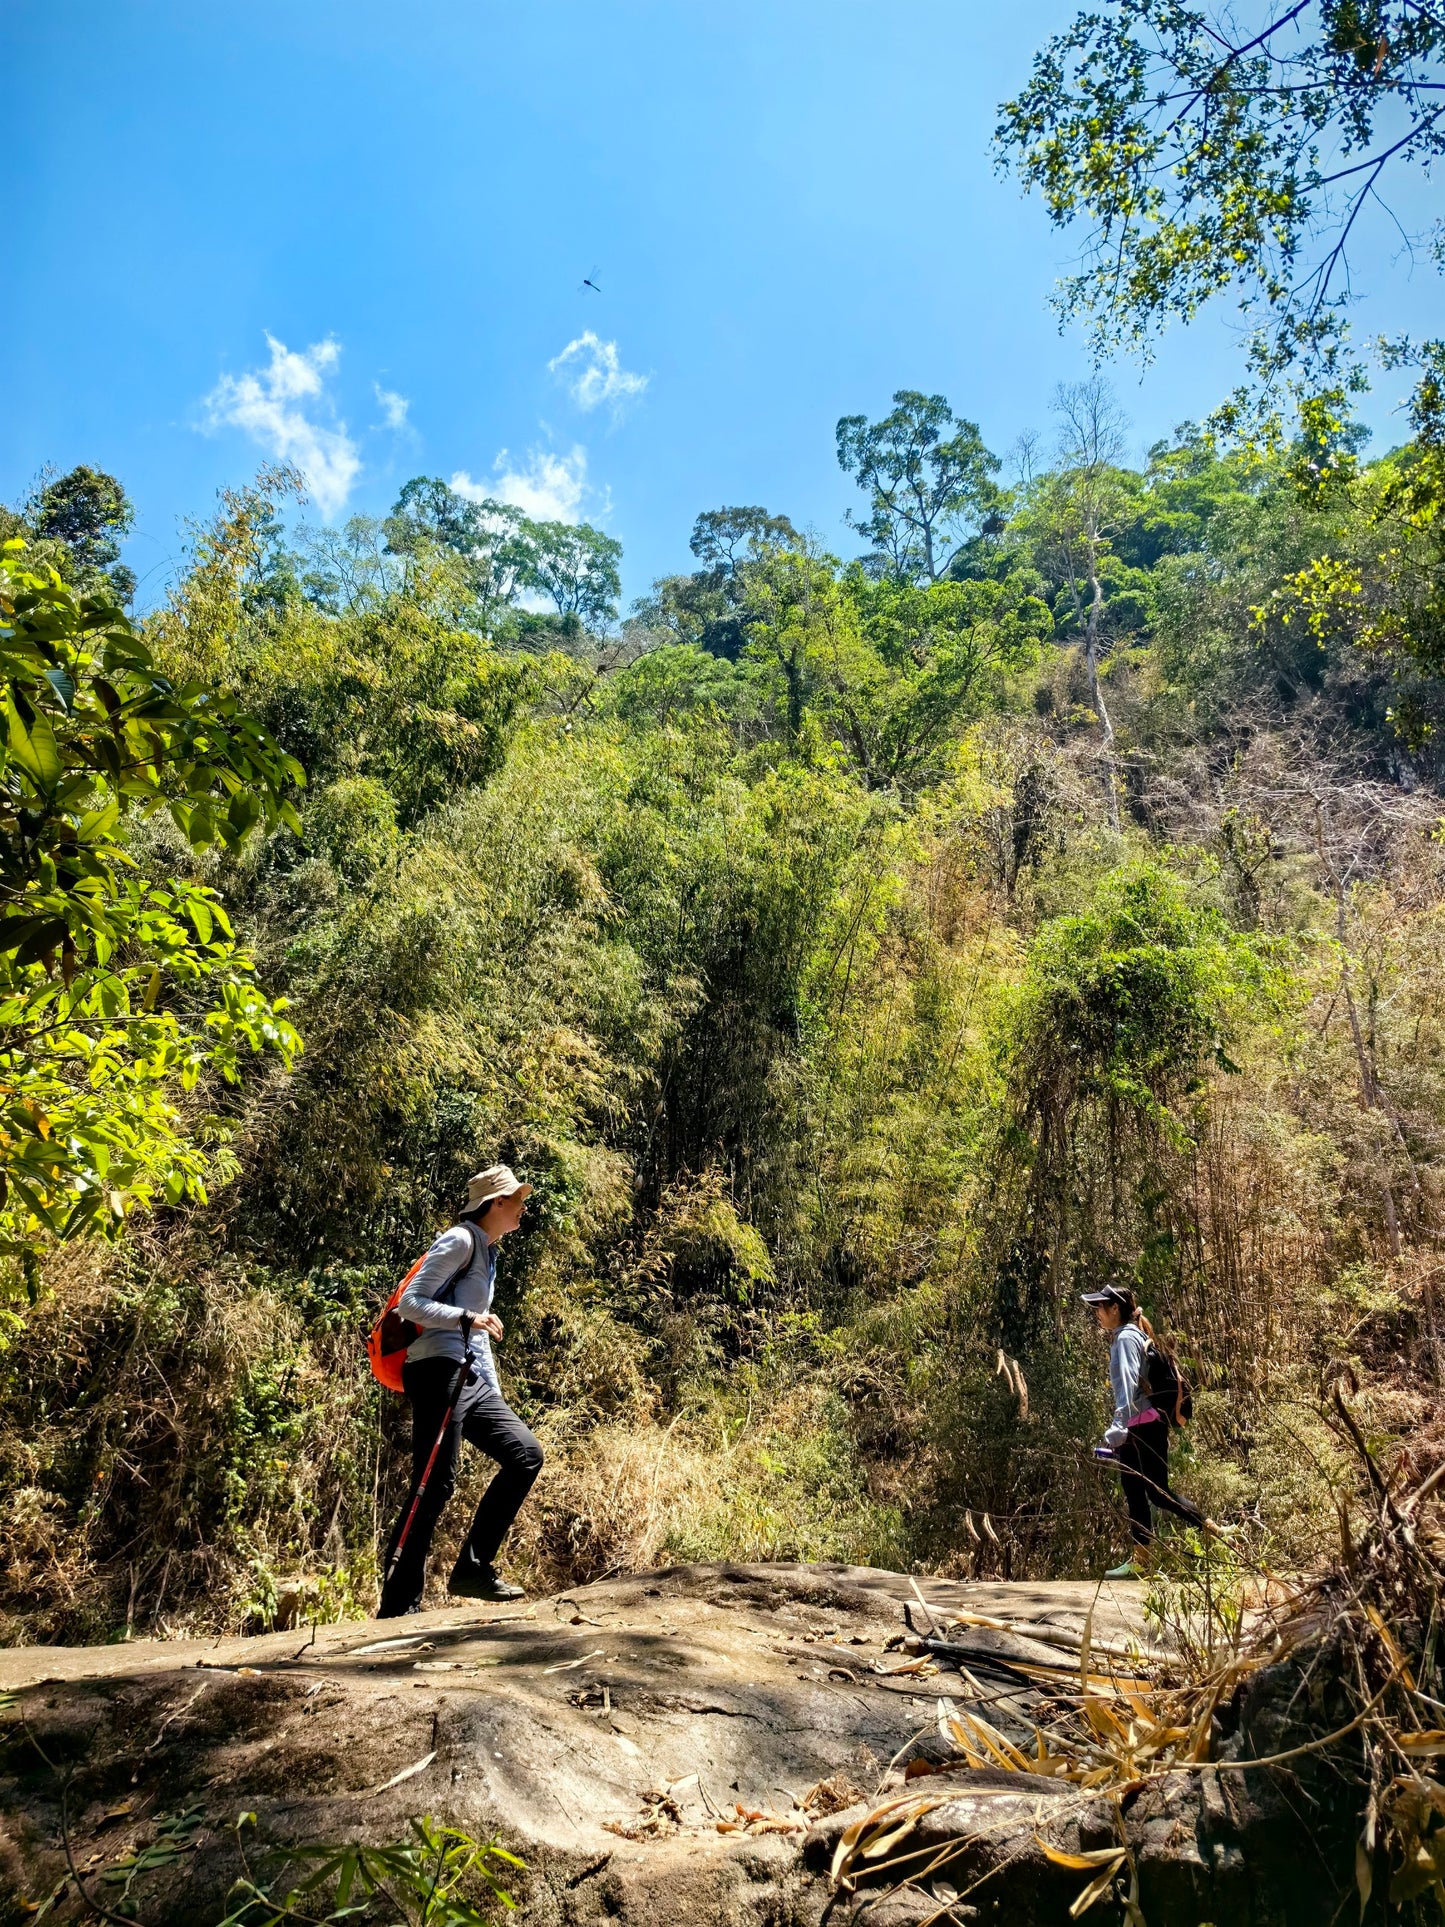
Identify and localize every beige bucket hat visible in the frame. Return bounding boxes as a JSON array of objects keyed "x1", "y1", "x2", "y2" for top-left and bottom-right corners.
[{"x1": 466, "y1": 1164, "x2": 533, "y2": 1212}]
